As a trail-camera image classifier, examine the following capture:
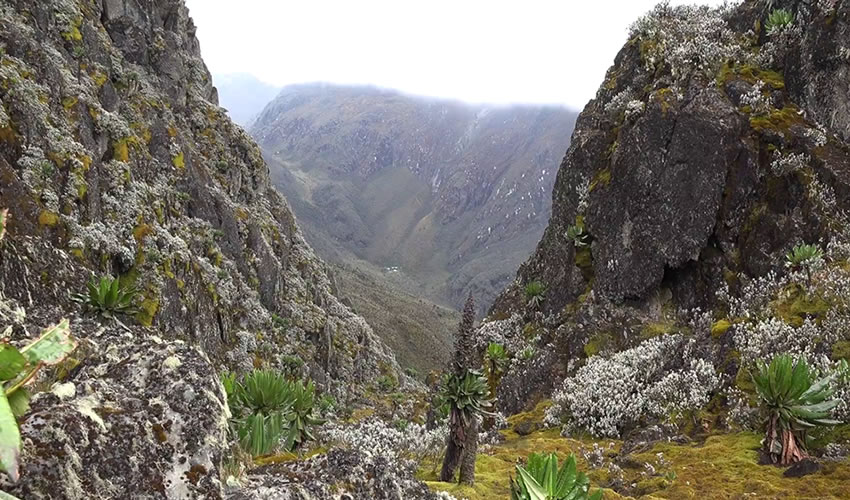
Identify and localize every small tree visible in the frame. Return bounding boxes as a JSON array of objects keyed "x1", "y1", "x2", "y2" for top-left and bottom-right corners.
[
  {"x1": 483, "y1": 343, "x2": 508, "y2": 430},
  {"x1": 440, "y1": 294, "x2": 490, "y2": 485},
  {"x1": 785, "y1": 243, "x2": 823, "y2": 288},
  {"x1": 751, "y1": 355, "x2": 842, "y2": 465}
]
